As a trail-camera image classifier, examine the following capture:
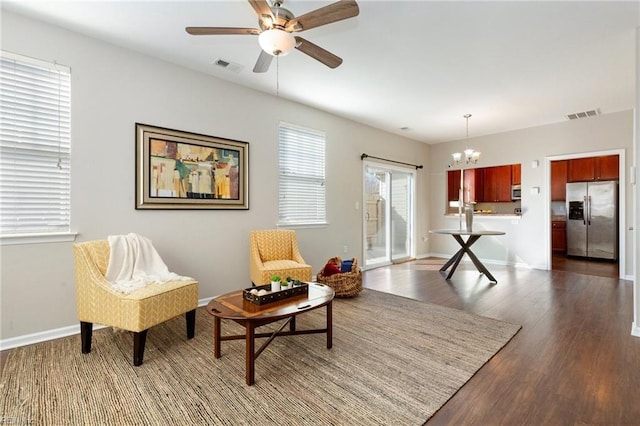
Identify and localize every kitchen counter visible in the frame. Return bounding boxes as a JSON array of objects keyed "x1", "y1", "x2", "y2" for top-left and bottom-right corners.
[{"x1": 446, "y1": 213, "x2": 521, "y2": 218}]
